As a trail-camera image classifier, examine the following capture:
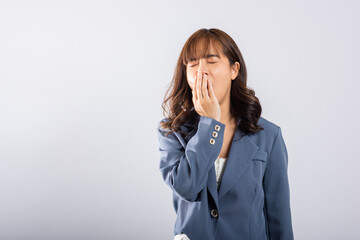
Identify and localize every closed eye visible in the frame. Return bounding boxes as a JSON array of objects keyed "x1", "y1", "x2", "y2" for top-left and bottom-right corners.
[{"x1": 189, "y1": 62, "x2": 217, "y2": 67}]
